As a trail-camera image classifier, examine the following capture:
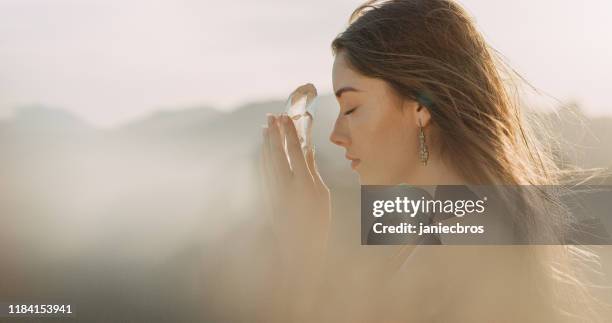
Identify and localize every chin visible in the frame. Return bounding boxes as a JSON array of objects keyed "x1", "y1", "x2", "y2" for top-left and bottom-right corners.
[
  {"x1": 355, "y1": 162, "x2": 400, "y2": 185},
  {"x1": 356, "y1": 173, "x2": 368, "y2": 185},
  {"x1": 357, "y1": 173, "x2": 380, "y2": 185},
  {"x1": 358, "y1": 171, "x2": 397, "y2": 185}
]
